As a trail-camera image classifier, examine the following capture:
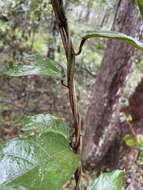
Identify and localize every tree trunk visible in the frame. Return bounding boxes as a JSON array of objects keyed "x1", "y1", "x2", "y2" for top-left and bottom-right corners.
[
  {"x1": 82, "y1": 0, "x2": 142, "y2": 171},
  {"x1": 47, "y1": 16, "x2": 57, "y2": 60},
  {"x1": 127, "y1": 77, "x2": 143, "y2": 123}
]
